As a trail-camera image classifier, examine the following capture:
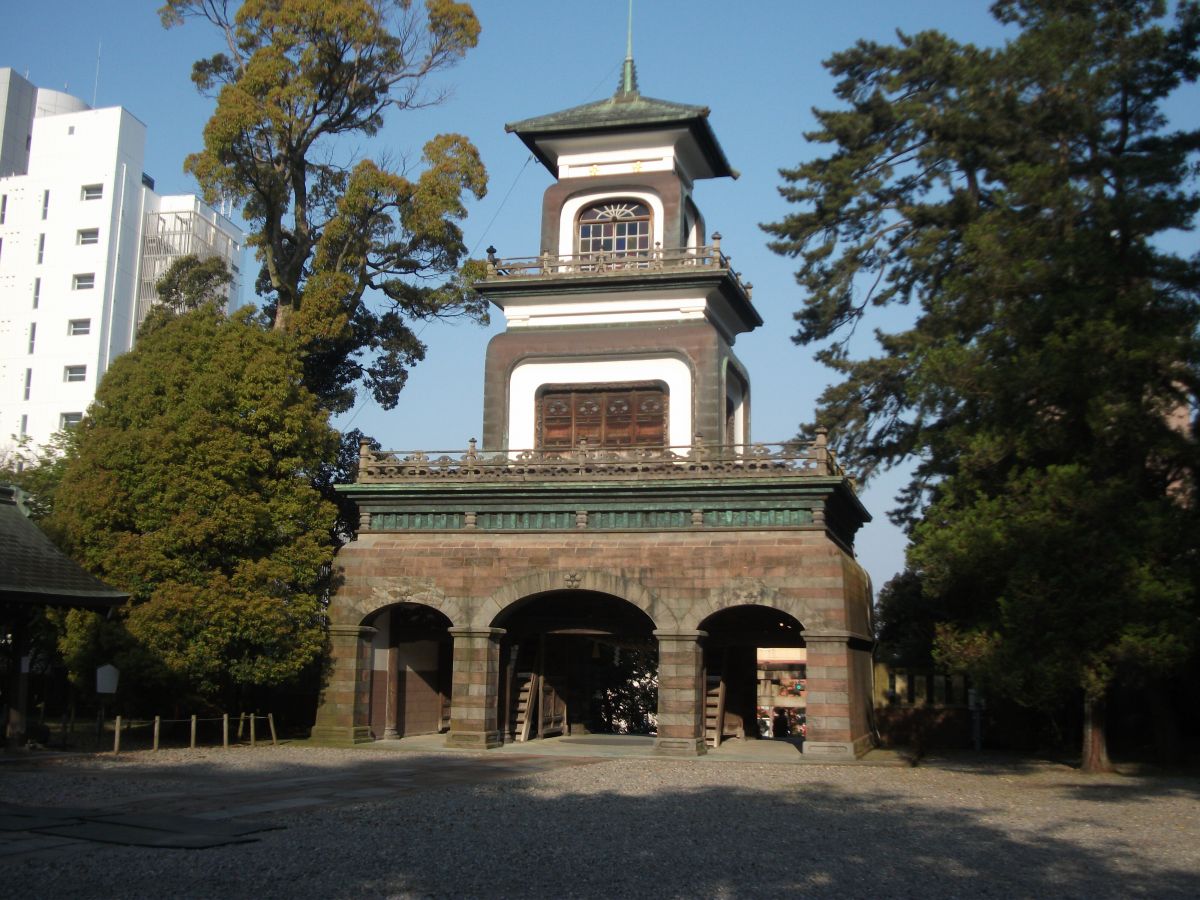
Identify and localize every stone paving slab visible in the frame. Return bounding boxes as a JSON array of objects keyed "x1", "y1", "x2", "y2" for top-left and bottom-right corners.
[
  {"x1": 30, "y1": 821, "x2": 258, "y2": 849},
  {"x1": 90, "y1": 813, "x2": 280, "y2": 837},
  {"x1": 0, "y1": 803, "x2": 280, "y2": 851},
  {"x1": 0, "y1": 813, "x2": 79, "y2": 832}
]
